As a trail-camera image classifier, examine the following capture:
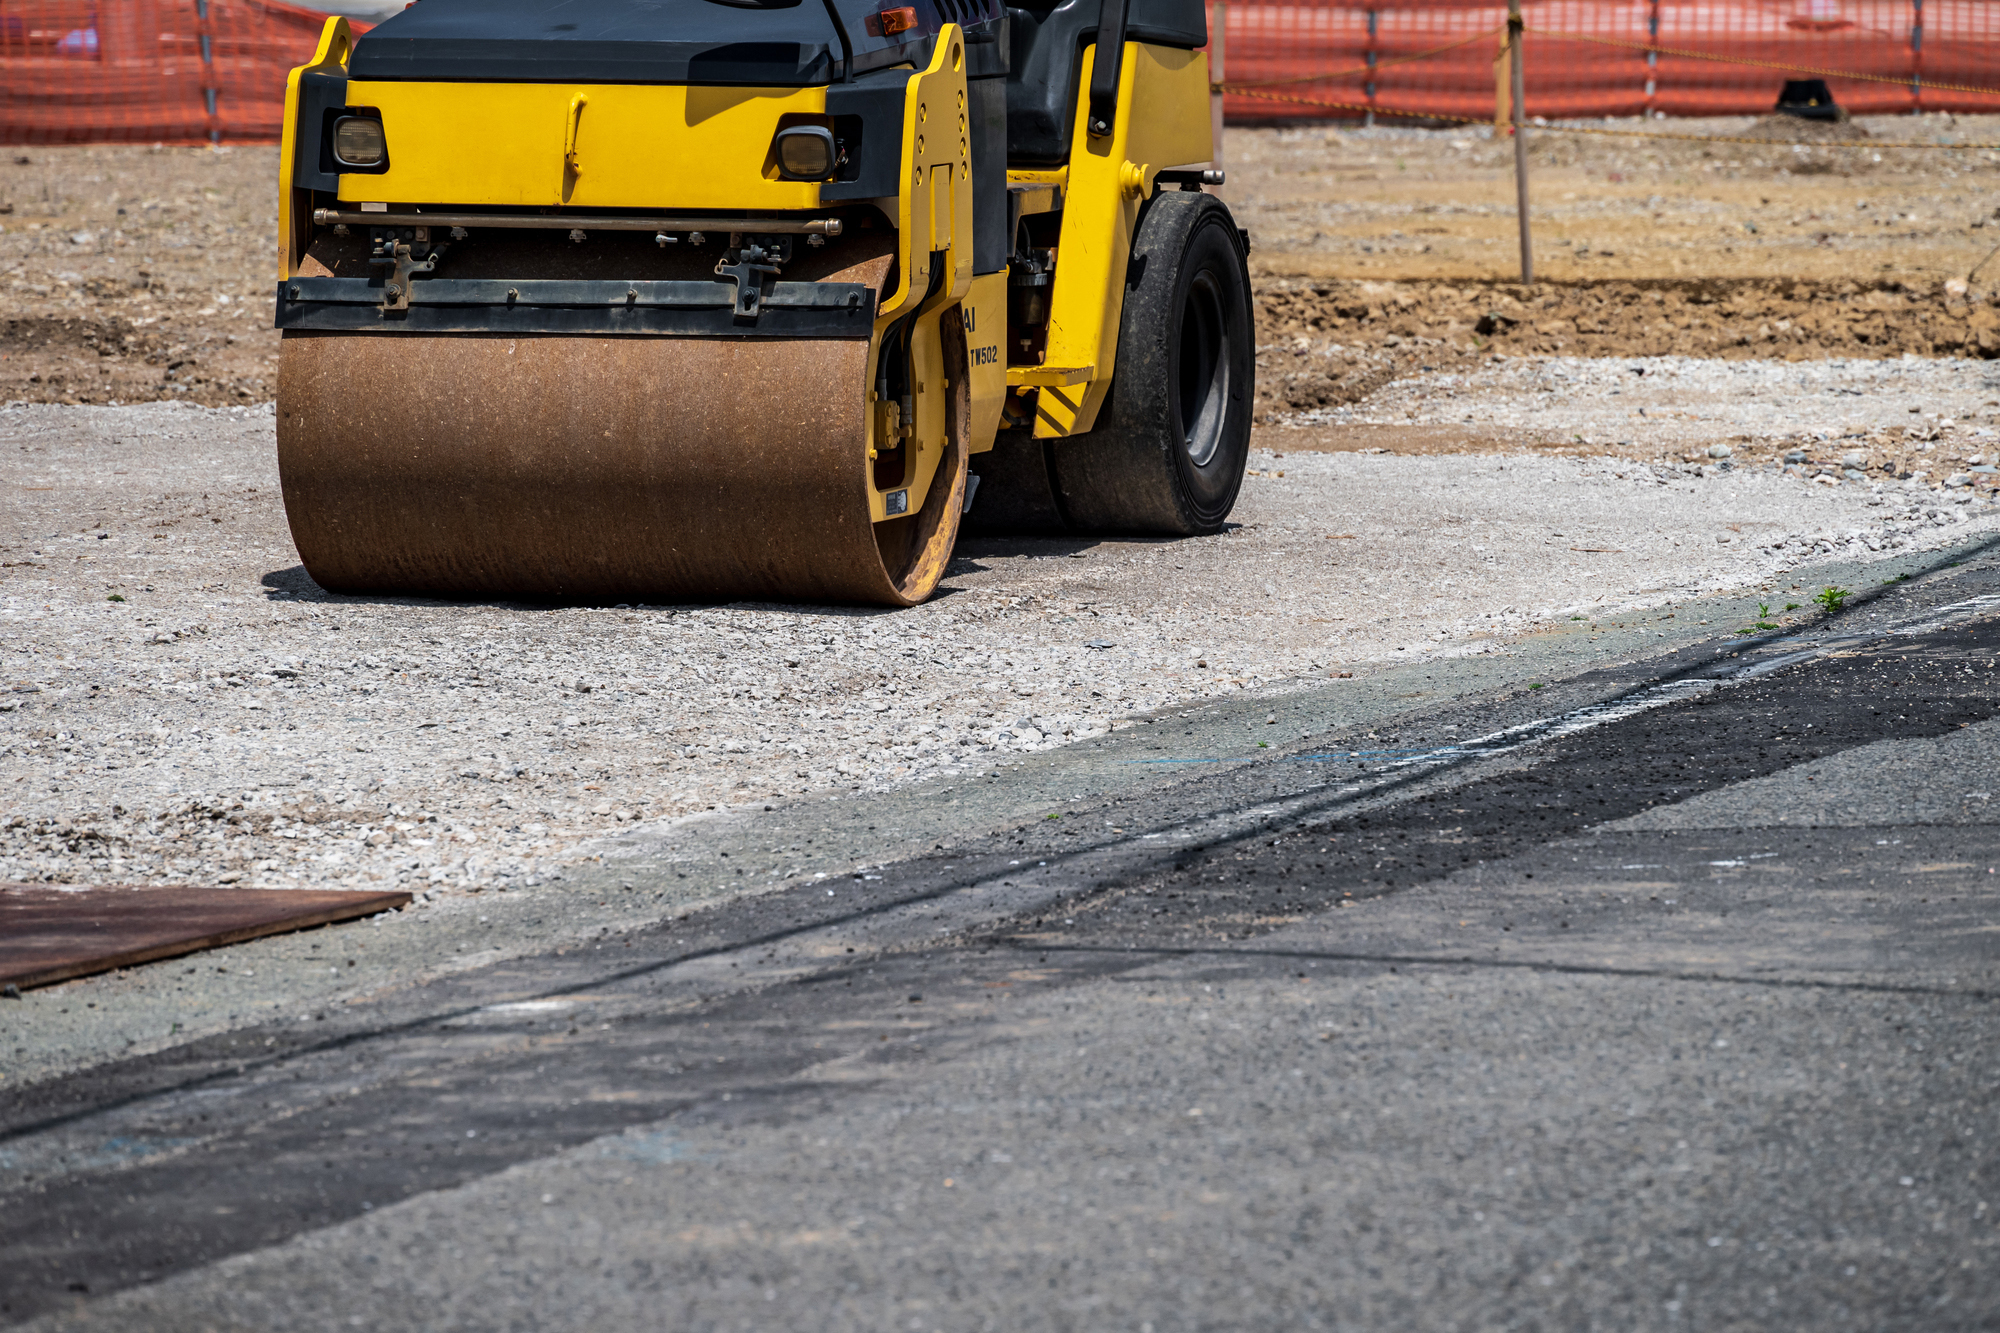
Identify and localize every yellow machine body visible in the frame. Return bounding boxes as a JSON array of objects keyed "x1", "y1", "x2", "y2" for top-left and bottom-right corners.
[
  {"x1": 274, "y1": 8, "x2": 1219, "y2": 606},
  {"x1": 331, "y1": 83, "x2": 831, "y2": 212}
]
